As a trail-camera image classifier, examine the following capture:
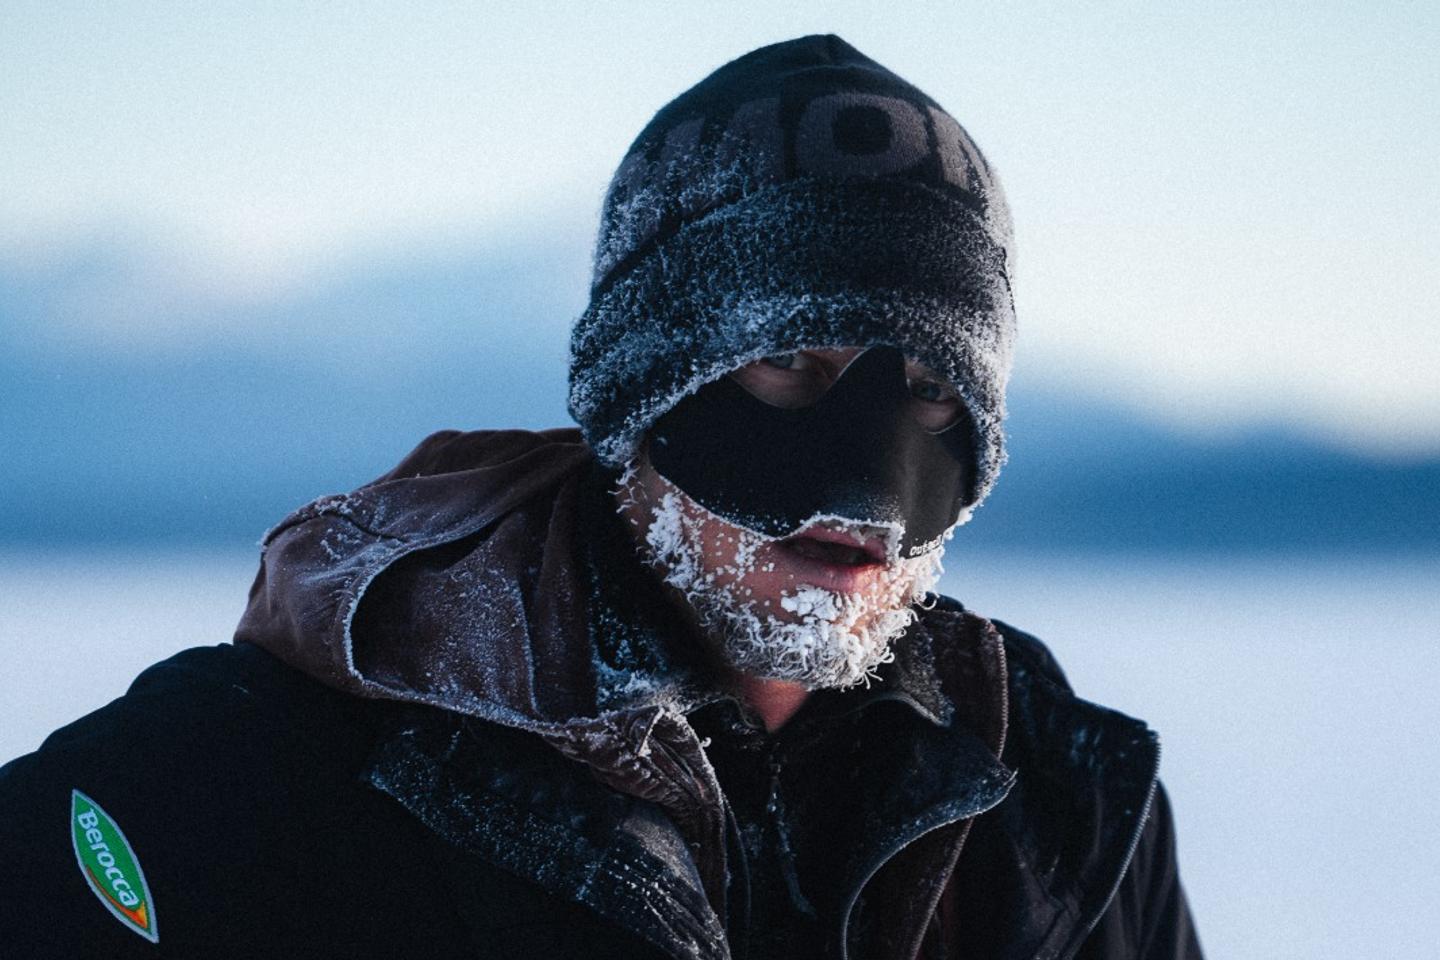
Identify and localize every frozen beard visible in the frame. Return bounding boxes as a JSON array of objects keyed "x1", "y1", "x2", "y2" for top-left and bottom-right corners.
[{"x1": 622, "y1": 468, "x2": 952, "y2": 690}]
